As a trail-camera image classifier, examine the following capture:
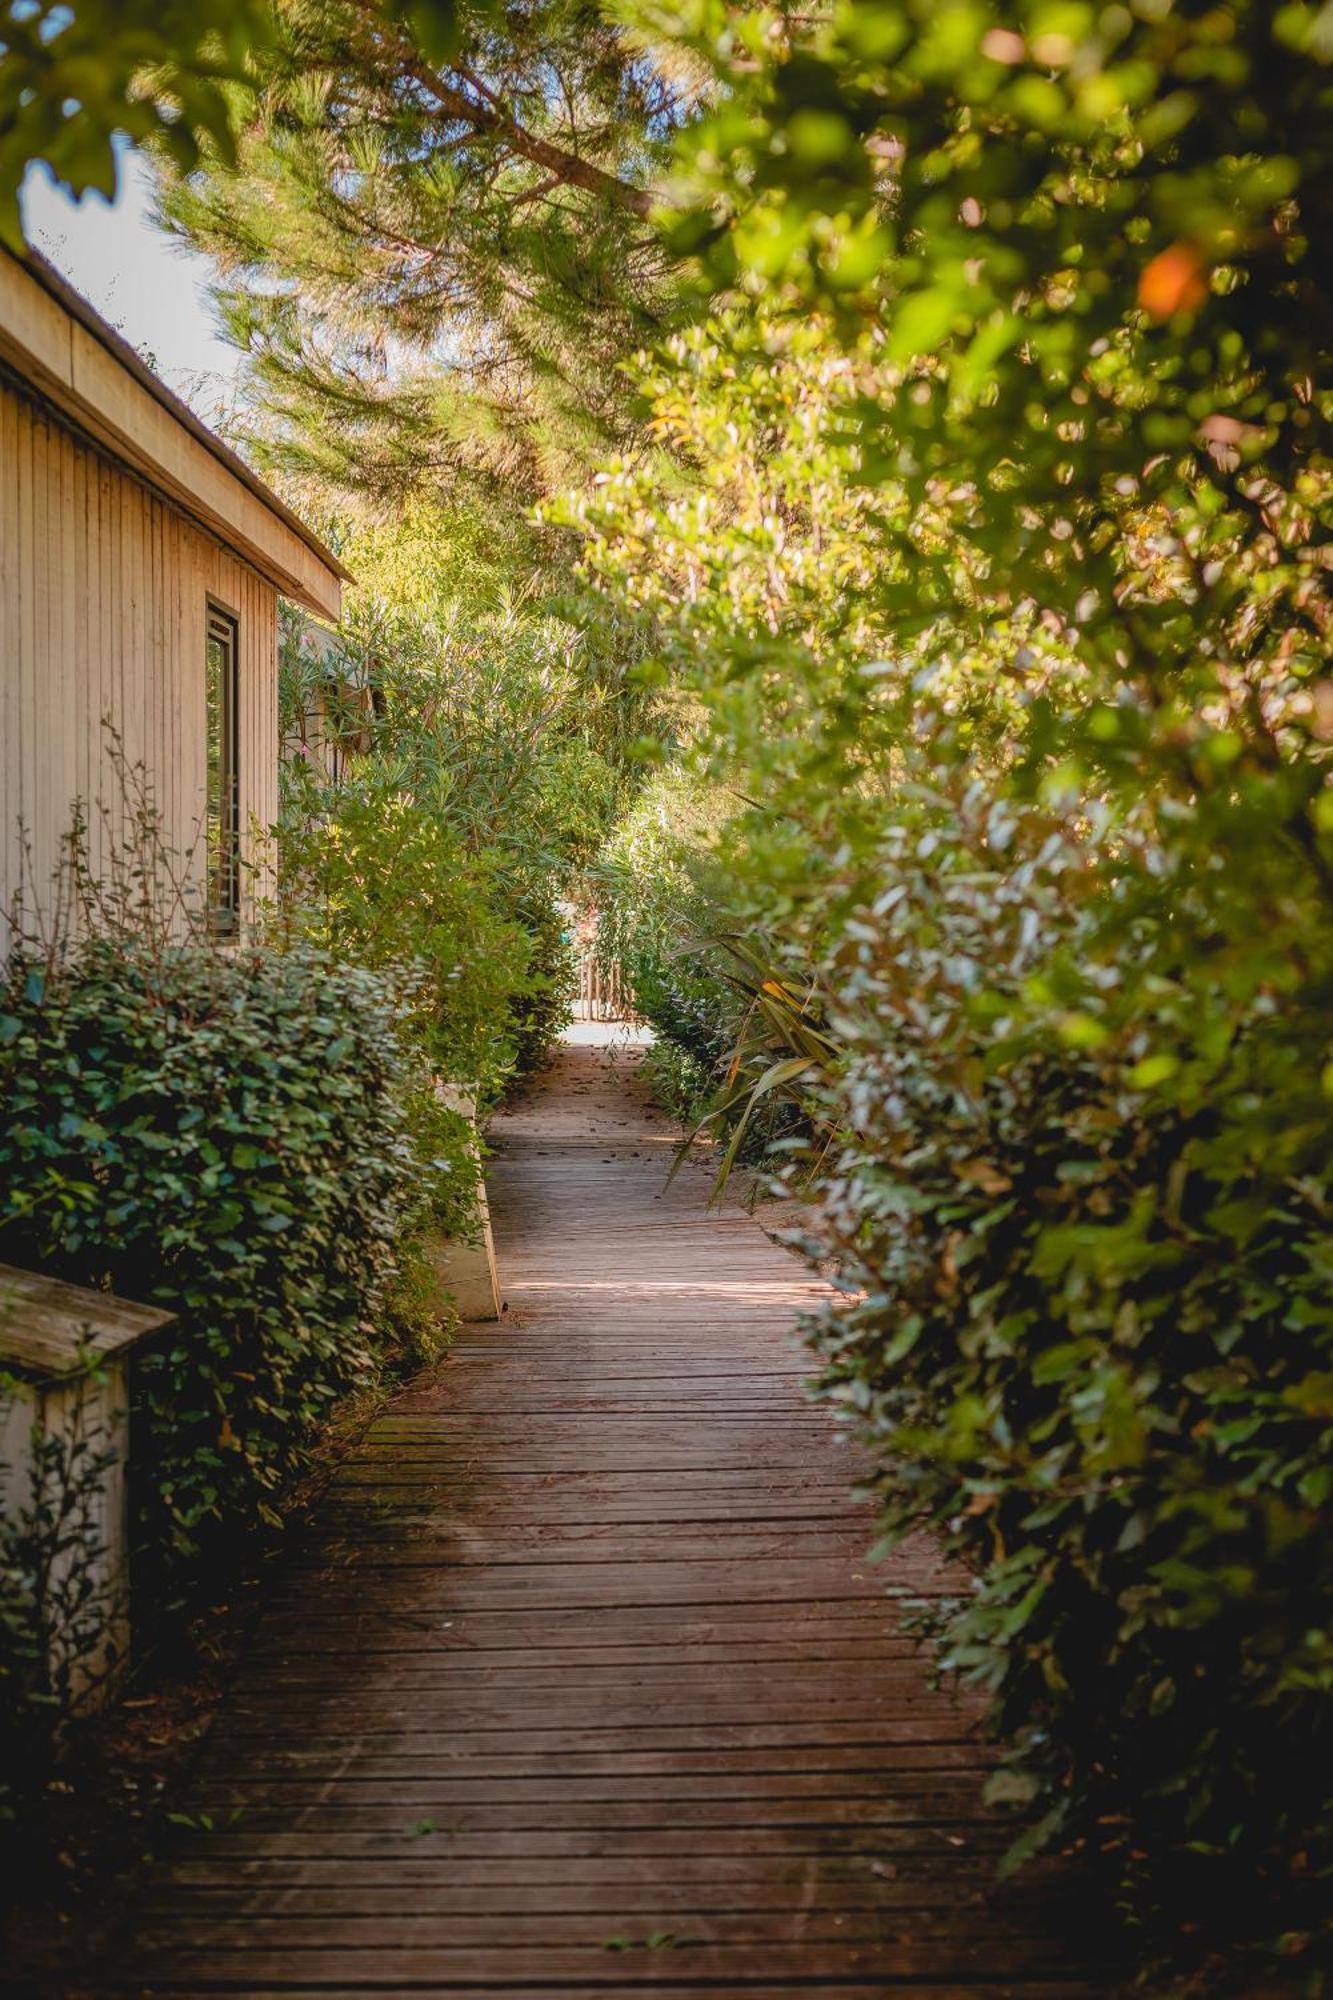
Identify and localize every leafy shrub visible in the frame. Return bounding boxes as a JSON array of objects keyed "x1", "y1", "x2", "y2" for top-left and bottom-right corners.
[
  {"x1": 279, "y1": 754, "x2": 538, "y2": 1105},
  {"x1": 276, "y1": 517, "x2": 638, "y2": 1102},
  {"x1": 783, "y1": 777, "x2": 1333, "y2": 1970},
  {"x1": 596, "y1": 770, "x2": 743, "y2": 1101},
  {"x1": 597, "y1": 773, "x2": 832, "y2": 1175},
  {"x1": 638, "y1": 1036, "x2": 713, "y2": 1129},
  {"x1": 505, "y1": 891, "x2": 577, "y2": 1087},
  {"x1": 0, "y1": 932, "x2": 444, "y2": 1613}
]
